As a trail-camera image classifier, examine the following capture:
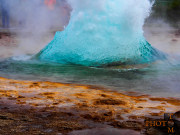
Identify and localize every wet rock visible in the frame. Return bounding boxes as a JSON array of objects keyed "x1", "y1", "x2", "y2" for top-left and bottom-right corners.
[
  {"x1": 16, "y1": 101, "x2": 26, "y2": 105},
  {"x1": 134, "y1": 99, "x2": 147, "y2": 103},
  {"x1": 146, "y1": 127, "x2": 161, "y2": 135},
  {"x1": 20, "y1": 115, "x2": 32, "y2": 122},
  {"x1": 76, "y1": 102, "x2": 89, "y2": 108},
  {"x1": 17, "y1": 95, "x2": 25, "y2": 98},
  {"x1": 115, "y1": 114, "x2": 124, "y2": 120},
  {"x1": 110, "y1": 121, "x2": 143, "y2": 131},
  {"x1": 81, "y1": 113, "x2": 115, "y2": 122},
  {"x1": 52, "y1": 102, "x2": 59, "y2": 105},
  {"x1": 0, "y1": 115, "x2": 8, "y2": 120},
  {"x1": 0, "y1": 119, "x2": 13, "y2": 126},
  {"x1": 129, "y1": 115, "x2": 140, "y2": 120},
  {"x1": 46, "y1": 112, "x2": 74, "y2": 119},
  {"x1": 174, "y1": 110, "x2": 180, "y2": 118},
  {"x1": 103, "y1": 111, "x2": 113, "y2": 116},
  {"x1": 29, "y1": 83, "x2": 40, "y2": 88},
  {"x1": 93, "y1": 98, "x2": 126, "y2": 105},
  {"x1": 121, "y1": 109, "x2": 131, "y2": 113},
  {"x1": 7, "y1": 97, "x2": 16, "y2": 100},
  {"x1": 42, "y1": 128, "x2": 53, "y2": 133},
  {"x1": 56, "y1": 133, "x2": 63, "y2": 135},
  {"x1": 0, "y1": 113, "x2": 14, "y2": 120},
  {"x1": 46, "y1": 96, "x2": 54, "y2": 99},
  {"x1": 100, "y1": 94, "x2": 113, "y2": 98},
  {"x1": 149, "y1": 97, "x2": 180, "y2": 106},
  {"x1": 150, "y1": 111, "x2": 164, "y2": 116},
  {"x1": 57, "y1": 121, "x2": 86, "y2": 131},
  {"x1": 40, "y1": 92, "x2": 55, "y2": 96},
  {"x1": 46, "y1": 121, "x2": 87, "y2": 132},
  {"x1": 81, "y1": 114, "x2": 105, "y2": 122}
]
